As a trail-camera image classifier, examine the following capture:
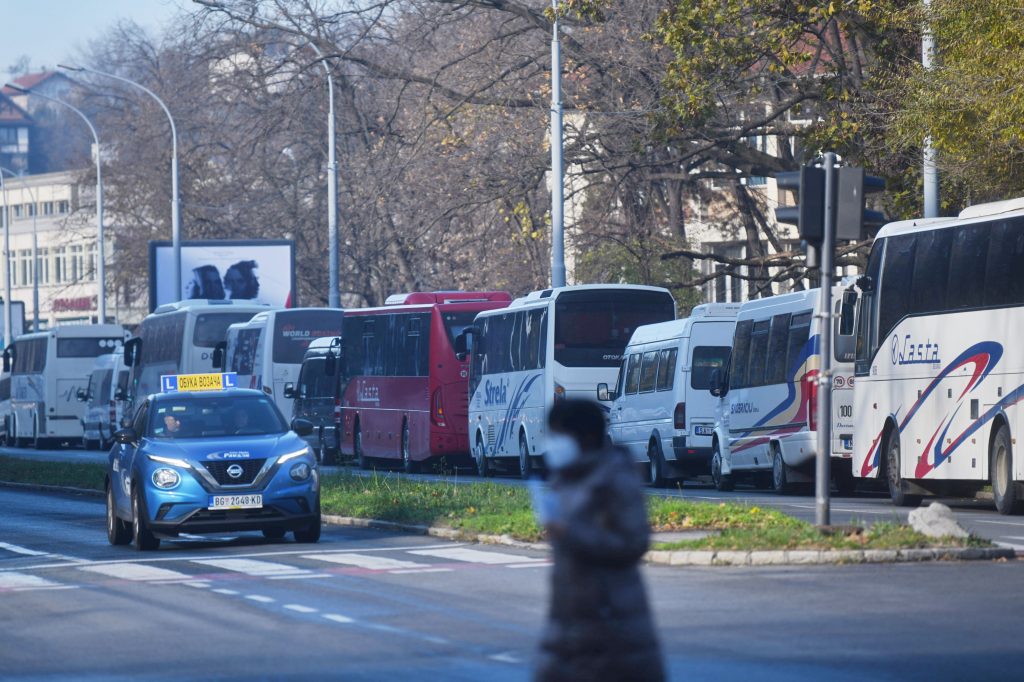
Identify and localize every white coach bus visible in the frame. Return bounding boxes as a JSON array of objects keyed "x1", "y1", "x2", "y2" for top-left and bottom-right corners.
[
  {"x1": 706, "y1": 286, "x2": 856, "y2": 494},
  {"x1": 124, "y1": 300, "x2": 268, "y2": 411},
  {"x1": 3, "y1": 325, "x2": 128, "y2": 448},
  {"x1": 460, "y1": 285, "x2": 676, "y2": 478},
  {"x1": 215, "y1": 308, "x2": 344, "y2": 416},
  {"x1": 848, "y1": 198, "x2": 1024, "y2": 514}
]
